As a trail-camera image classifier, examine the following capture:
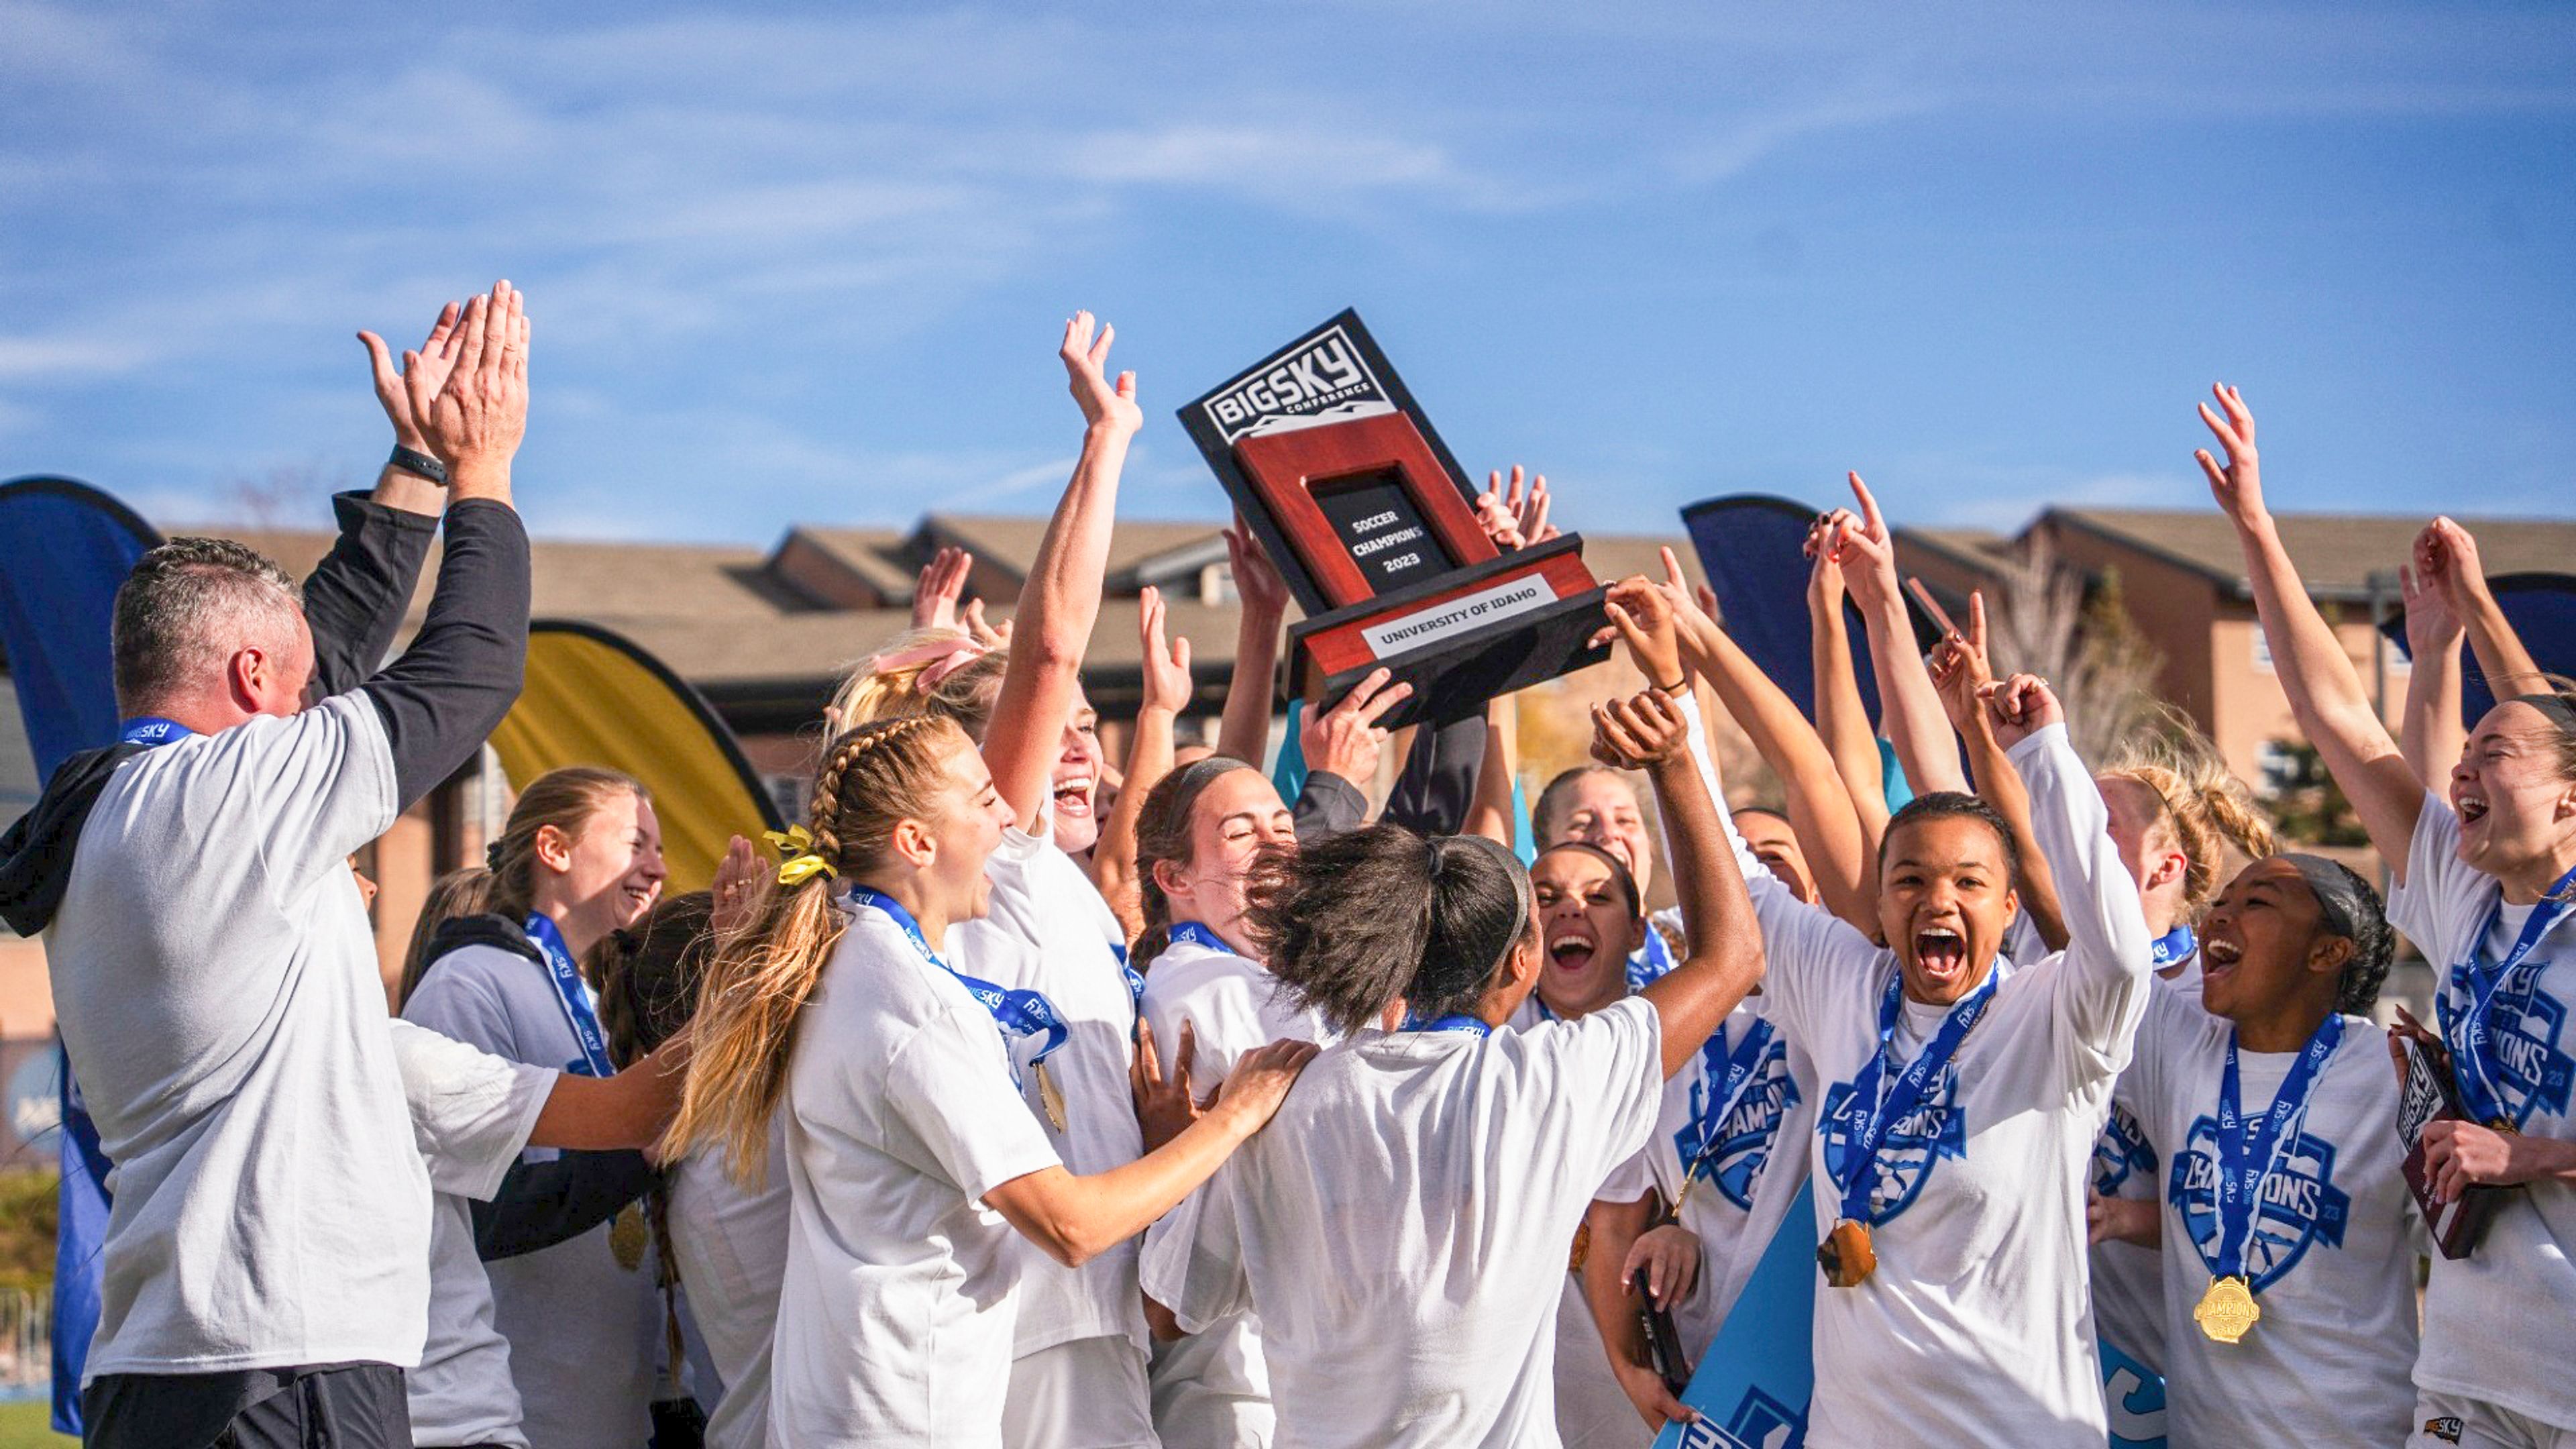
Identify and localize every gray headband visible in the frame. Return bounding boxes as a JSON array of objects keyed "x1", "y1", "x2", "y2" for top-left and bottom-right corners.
[
  {"x1": 2511, "y1": 693, "x2": 2576, "y2": 739},
  {"x1": 2282, "y1": 853, "x2": 2371, "y2": 942}
]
